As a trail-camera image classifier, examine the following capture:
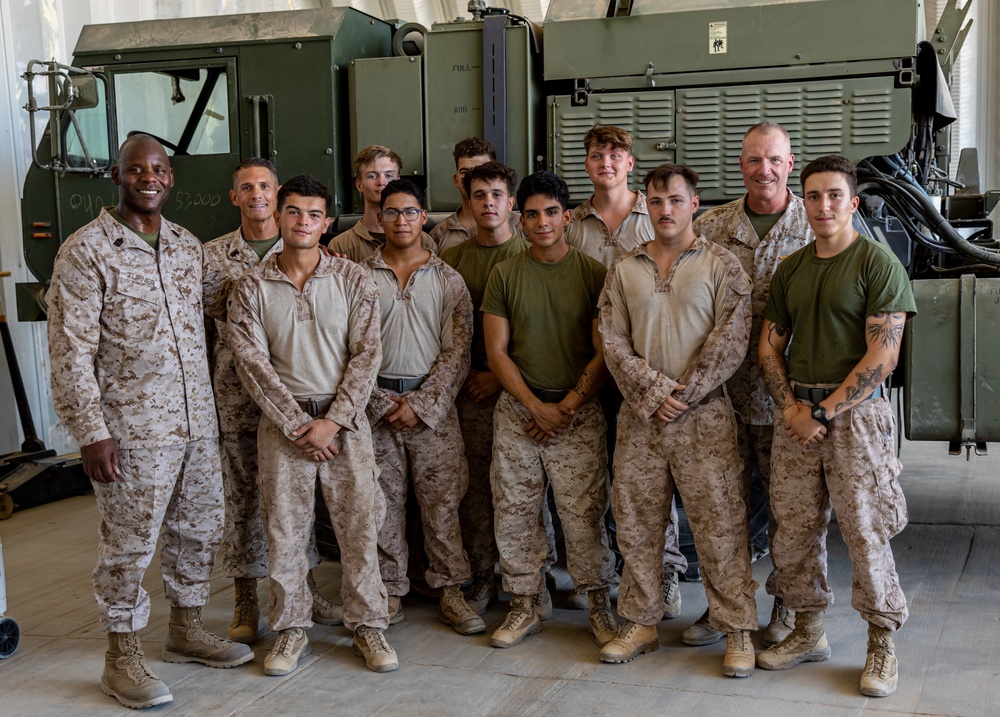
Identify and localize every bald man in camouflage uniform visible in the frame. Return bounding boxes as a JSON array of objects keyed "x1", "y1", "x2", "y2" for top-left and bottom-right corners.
[
  {"x1": 689, "y1": 121, "x2": 814, "y2": 647},
  {"x1": 47, "y1": 134, "x2": 252, "y2": 710}
]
